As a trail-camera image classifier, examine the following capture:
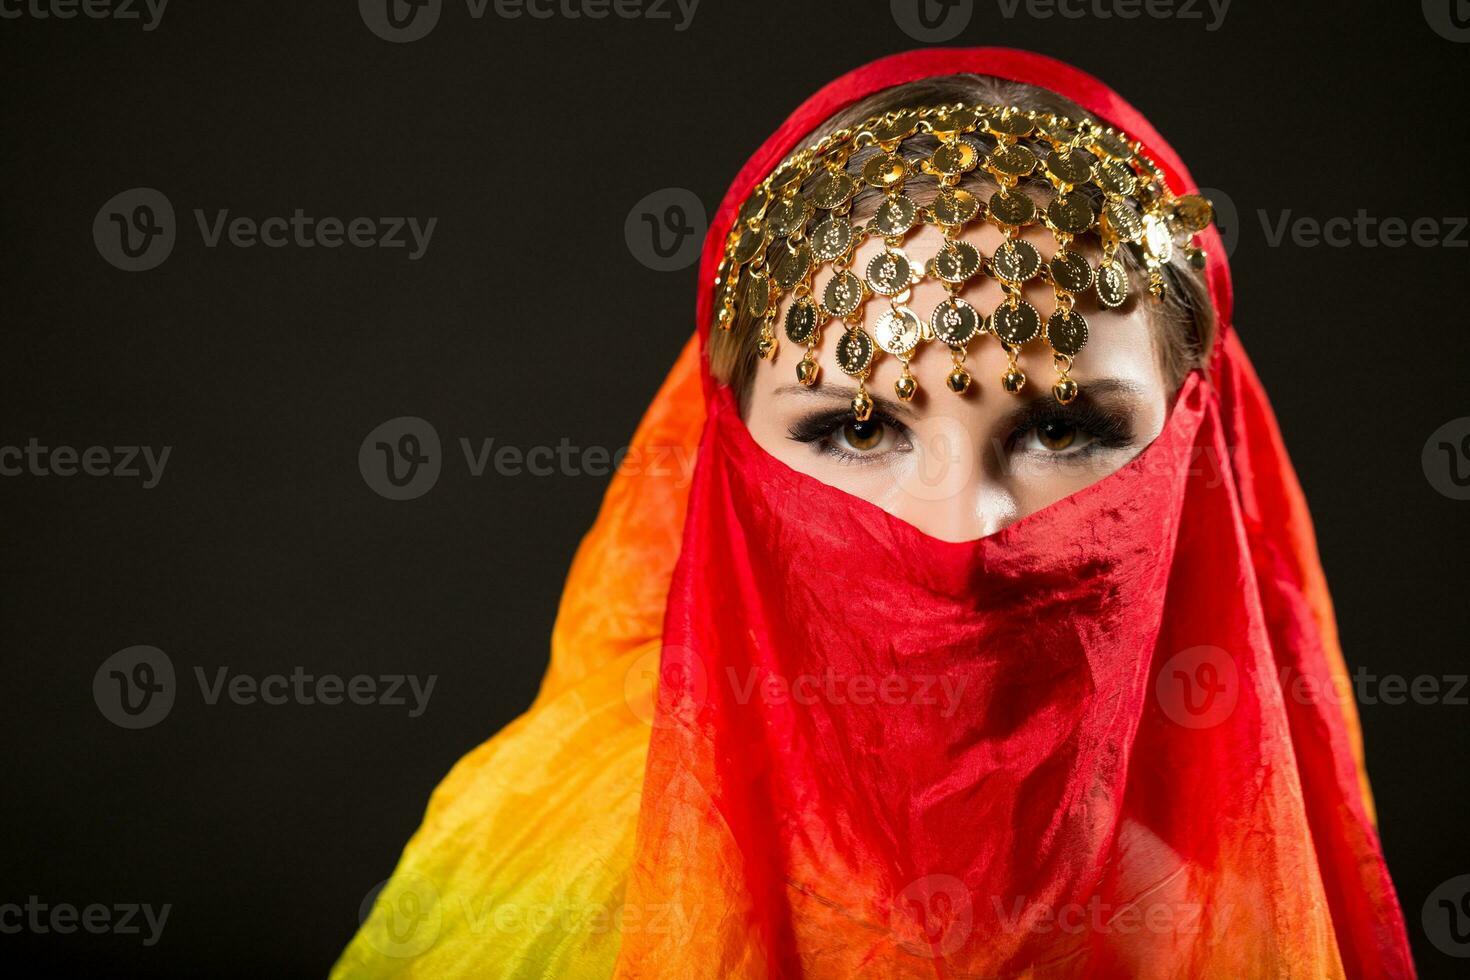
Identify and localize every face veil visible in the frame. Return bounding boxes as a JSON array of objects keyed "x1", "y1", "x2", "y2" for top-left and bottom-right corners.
[{"x1": 334, "y1": 48, "x2": 1415, "y2": 980}]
